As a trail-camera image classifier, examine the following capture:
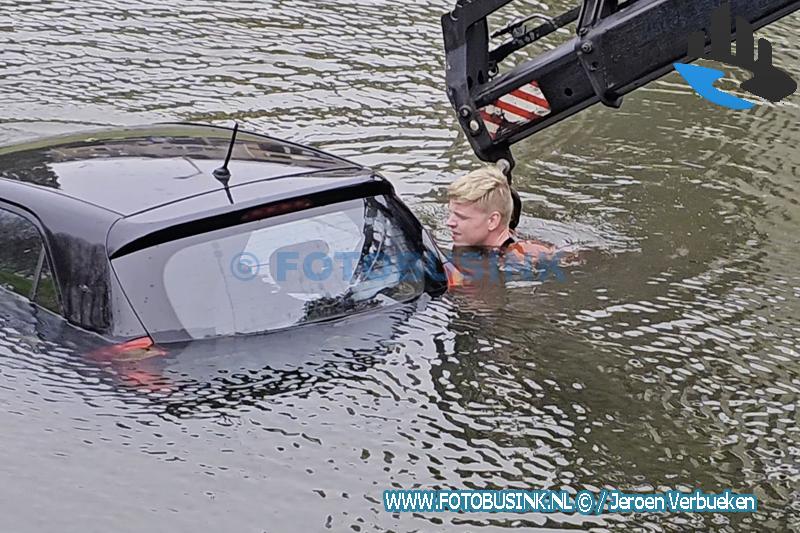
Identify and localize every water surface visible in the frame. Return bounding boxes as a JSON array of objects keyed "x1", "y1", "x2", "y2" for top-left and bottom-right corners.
[{"x1": 1, "y1": 1, "x2": 799, "y2": 531}]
